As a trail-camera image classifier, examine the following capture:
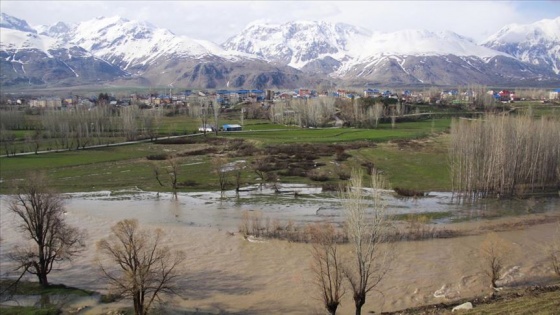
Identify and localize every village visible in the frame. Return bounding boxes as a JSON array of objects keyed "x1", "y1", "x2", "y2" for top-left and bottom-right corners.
[{"x1": 2, "y1": 86, "x2": 559, "y2": 110}]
